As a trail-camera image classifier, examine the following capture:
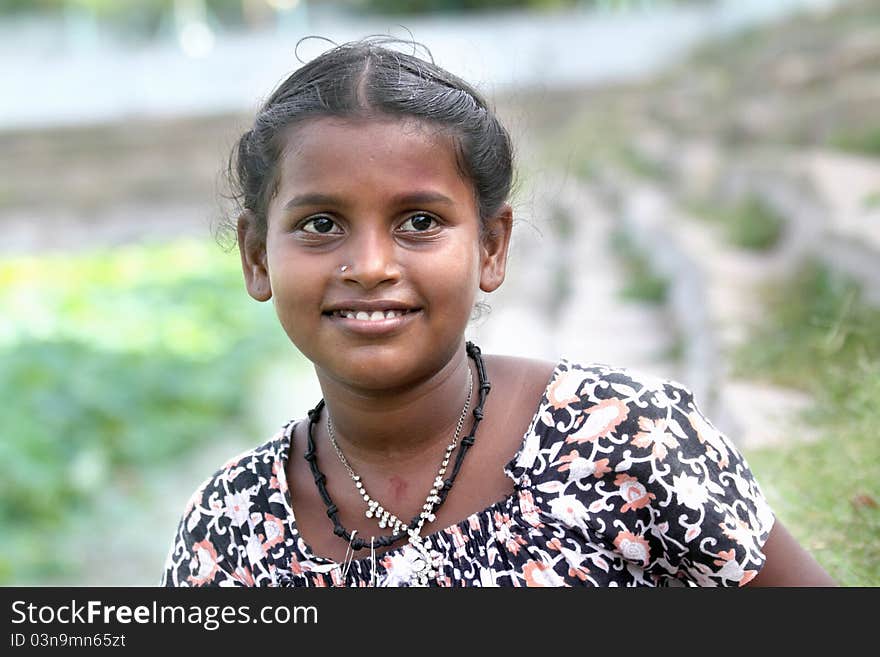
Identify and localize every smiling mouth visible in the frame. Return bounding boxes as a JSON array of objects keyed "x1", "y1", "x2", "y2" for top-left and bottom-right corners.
[{"x1": 324, "y1": 309, "x2": 419, "y2": 321}]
